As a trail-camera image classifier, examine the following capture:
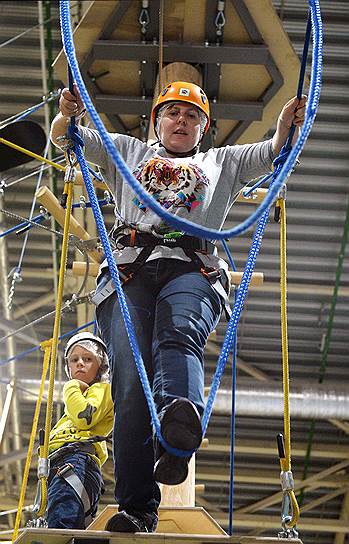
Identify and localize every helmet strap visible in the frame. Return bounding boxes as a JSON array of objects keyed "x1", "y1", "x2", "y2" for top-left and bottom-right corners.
[{"x1": 159, "y1": 142, "x2": 201, "y2": 158}]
